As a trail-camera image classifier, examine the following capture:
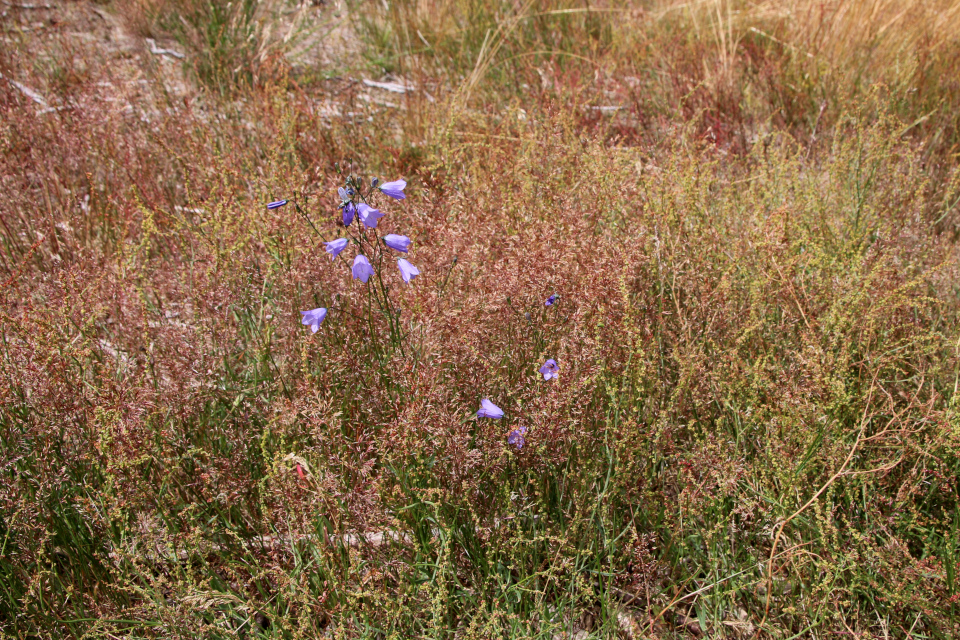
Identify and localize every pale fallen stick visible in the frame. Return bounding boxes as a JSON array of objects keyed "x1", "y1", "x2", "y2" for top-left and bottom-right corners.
[
  {"x1": 107, "y1": 529, "x2": 418, "y2": 565},
  {"x1": 0, "y1": 71, "x2": 48, "y2": 106},
  {"x1": 145, "y1": 37, "x2": 185, "y2": 60},
  {"x1": 362, "y1": 78, "x2": 415, "y2": 94},
  {"x1": 587, "y1": 105, "x2": 624, "y2": 114},
  {"x1": 2, "y1": 1, "x2": 54, "y2": 8},
  {"x1": 106, "y1": 512, "x2": 543, "y2": 565}
]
